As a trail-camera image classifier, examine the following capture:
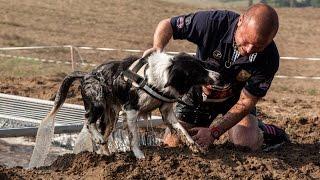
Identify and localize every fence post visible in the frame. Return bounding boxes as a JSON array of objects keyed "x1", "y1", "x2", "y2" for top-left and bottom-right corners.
[{"x1": 70, "y1": 46, "x2": 75, "y2": 71}]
